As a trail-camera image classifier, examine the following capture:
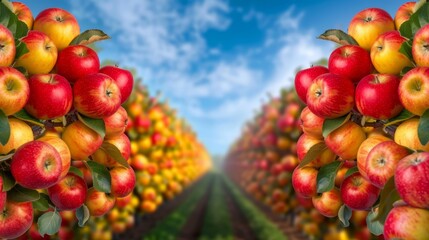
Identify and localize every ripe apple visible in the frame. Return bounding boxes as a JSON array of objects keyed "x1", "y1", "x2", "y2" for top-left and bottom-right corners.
[
  {"x1": 399, "y1": 67, "x2": 429, "y2": 116},
  {"x1": 37, "y1": 131, "x2": 71, "y2": 179},
  {"x1": 306, "y1": 73, "x2": 355, "y2": 119},
  {"x1": 292, "y1": 166, "x2": 318, "y2": 198},
  {"x1": 0, "y1": 118, "x2": 33, "y2": 155},
  {"x1": 312, "y1": 188, "x2": 343, "y2": 218},
  {"x1": 294, "y1": 66, "x2": 329, "y2": 104},
  {"x1": 384, "y1": 206, "x2": 429, "y2": 240},
  {"x1": 364, "y1": 141, "x2": 409, "y2": 188},
  {"x1": 340, "y1": 172, "x2": 380, "y2": 210},
  {"x1": 395, "y1": 152, "x2": 429, "y2": 208},
  {"x1": 335, "y1": 165, "x2": 352, "y2": 187},
  {"x1": 130, "y1": 154, "x2": 148, "y2": 171},
  {"x1": 48, "y1": 172, "x2": 87, "y2": 210},
  {"x1": 280, "y1": 154, "x2": 299, "y2": 172},
  {"x1": 357, "y1": 134, "x2": 391, "y2": 179},
  {"x1": 325, "y1": 121, "x2": 366, "y2": 161},
  {"x1": 0, "y1": 177, "x2": 5, "y2": 211},
  {"x1": 104, "y1": 106, "x2": 128, "y2": 138},
  {"x1": 328, "y1": 45, "x2": 372, "y2": 83},
  {"x1": 0, "y1": 67, "x2": 29, "y2": 116},
  {"x1": 0, "y1": 24, "x2": 15, "y2": 67},
  {"x1": 355, "y1": 73, "x2": 403, "y2": 120},
  {"x1": 85, "y1": 188, "x2": 116, "y2": 217},
  {"x1": 412, "y1": 24, "x2": 429, "y2": 67},
  {"x1": 73, "y1": 73, "x2": 121, "y2": 118},
  {"x1": 61, "y1": 120, "x2": 103, "y2": 161},
  {"x1": 25, "y1": 74, "x2": 73, "y2": 120},
  {"x1": 33, "y1": 8, "x2": 80, "y2": 50},
  {"x1": 92, "y1": 133, "x2": 131, "y2": 167},
  {"x1": 348, "y1": 8, "x2": 395, "y2": 50},
  {"x1": 394, "y1": 2, "x2": 415, "y2": 30},
  {"x1": 12, "y1": 2, "x2": 34, "y2": 29},
  {"x1": 99, "y1": 66, "x2": 134, "y2": 103},
  {"x1": 394, "y1": 118, "x2": 429, "y2": 152},
  {"x1": 370, "y1": 31, "x2": 413, "y2": 74},
  {"x1": 56, "y1": 45, "x2": 100, "y2": 83},
  {"x1": 0, "y1": 201, "x2": 33, "y2": 239},
  {"x1": 110, "y1": 167, "x2": 136, "y2": 198},
  {"x1": 296, "y1": 133, "x2": 336, "y2": 167},
  {"x1": 299, "y1": 107, "x2": 324, "y2": 139},
  {"x1": 11, "y1": 141, "x2": 62, "y2": 189}
]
